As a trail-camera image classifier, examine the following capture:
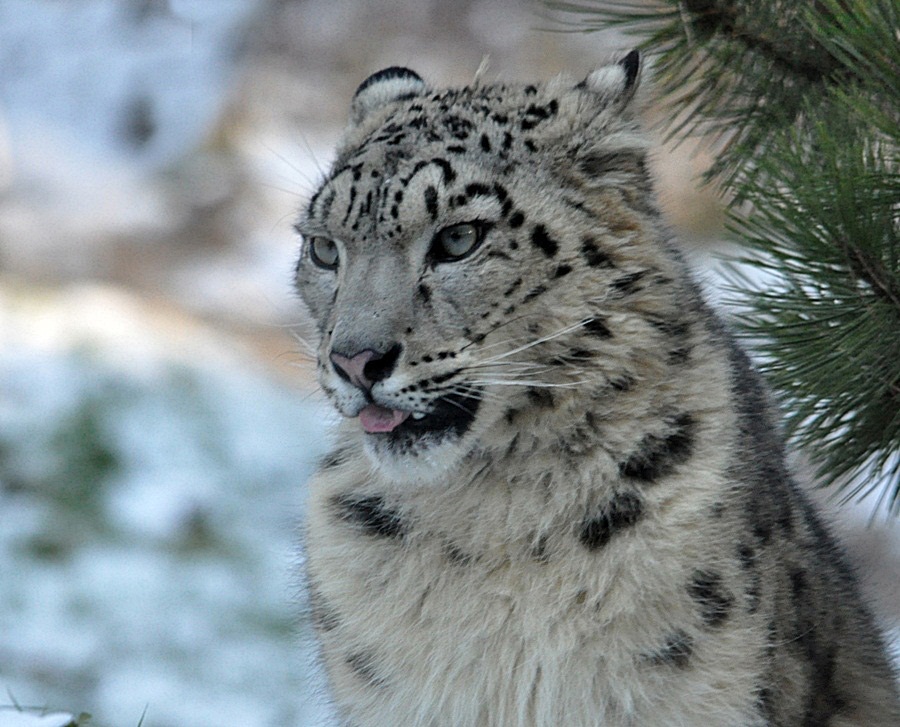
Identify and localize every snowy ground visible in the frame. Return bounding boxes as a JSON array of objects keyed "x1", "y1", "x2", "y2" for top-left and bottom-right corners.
[{"x1": 0, "y1": 283, "x2": 336, "y2": 726}]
